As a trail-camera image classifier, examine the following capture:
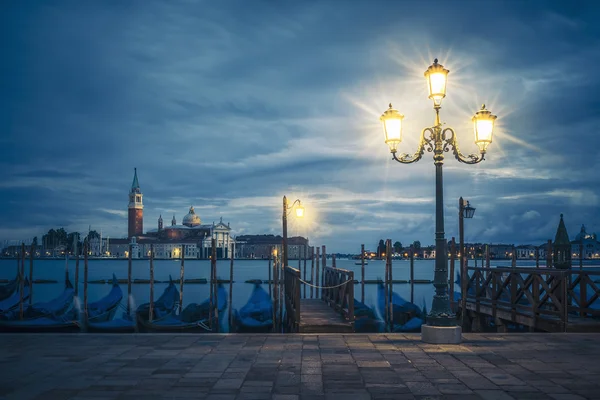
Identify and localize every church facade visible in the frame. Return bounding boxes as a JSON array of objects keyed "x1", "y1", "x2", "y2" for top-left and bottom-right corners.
[{"x1": 107, "y1": 169, "x2": 235, "y2": 259}]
